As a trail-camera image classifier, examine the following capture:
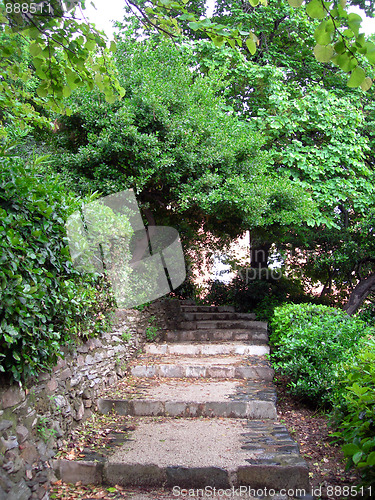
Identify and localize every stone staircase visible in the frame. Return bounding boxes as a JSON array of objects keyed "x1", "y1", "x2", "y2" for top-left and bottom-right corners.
[{"x1": 53, "y1": 302, "x2": 311, "y2": 498}]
